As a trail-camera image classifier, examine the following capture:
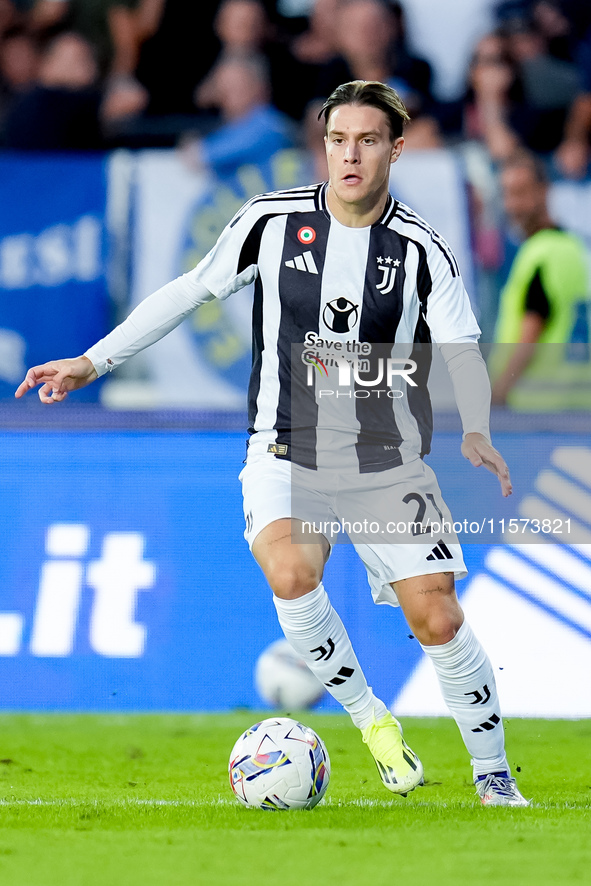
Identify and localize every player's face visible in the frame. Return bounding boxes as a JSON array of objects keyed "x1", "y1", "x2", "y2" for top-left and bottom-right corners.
[
  {"x1": 325, "y1": 104, "x2": 403, "y2": 220},
  {"x1": 501, "y1": 166, "x2": 547, "y2": 234}
]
